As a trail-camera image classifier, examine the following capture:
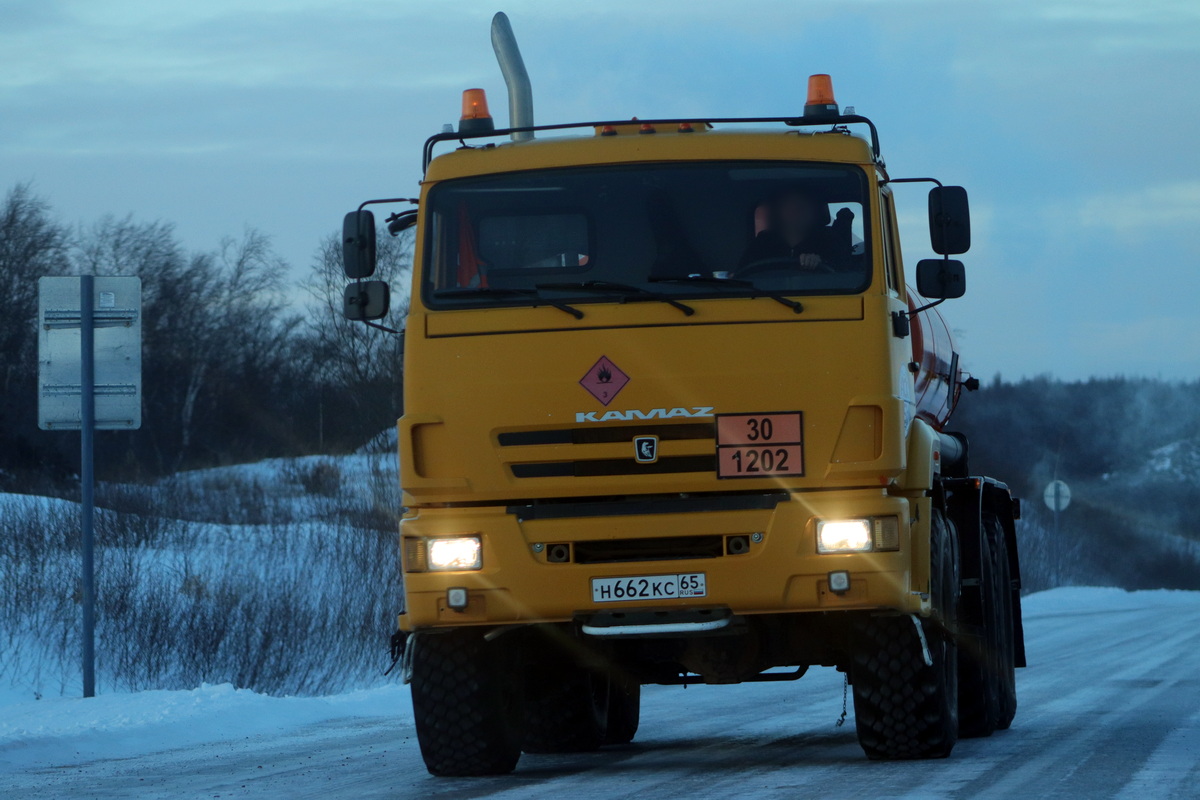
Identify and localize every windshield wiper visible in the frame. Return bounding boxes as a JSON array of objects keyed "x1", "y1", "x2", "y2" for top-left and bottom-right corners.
[
  {"x1": 649, "y1": 276, "x2": 804, "y2": 314},
  {"x1": 535, "y1": 280, "x2": 695, "y2": 316},
  {"x1": 433, "y1": 288, "x2": 584, "y2": 319}
]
